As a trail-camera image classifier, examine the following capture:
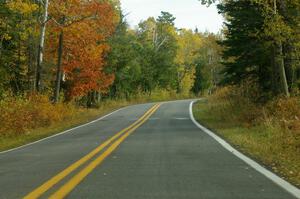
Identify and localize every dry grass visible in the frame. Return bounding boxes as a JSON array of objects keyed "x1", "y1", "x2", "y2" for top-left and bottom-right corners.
[
  {"x1": 0, "y1": 95, "x2": 131, "y2": 151},
  {"x1": 193, "y1": 86, "x2": 300, "y2": 187}
]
